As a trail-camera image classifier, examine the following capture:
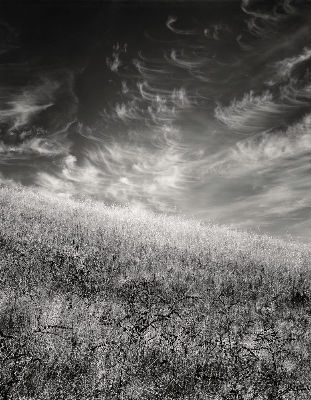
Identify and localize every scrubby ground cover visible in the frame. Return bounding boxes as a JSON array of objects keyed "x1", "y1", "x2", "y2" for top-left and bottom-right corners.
[{"x1": 0, "y1": 184, "x2": 311, "y2": 399}]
